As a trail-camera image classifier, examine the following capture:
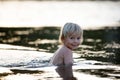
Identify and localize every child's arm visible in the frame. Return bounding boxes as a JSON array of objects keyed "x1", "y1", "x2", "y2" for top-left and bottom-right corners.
[
  {"x1": 63, "y1": 52, "x2": 77, "y2": 80},
  {"x1": 64, "y1": 64, "x2": 77, "y2": 80},
  {"x1": 64, "y1": 63, "x2": 73, "y2": 78},
  {"x1": 63, "y1": 55, "x2": 74, "y2": 79}
]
